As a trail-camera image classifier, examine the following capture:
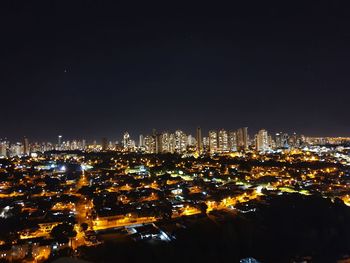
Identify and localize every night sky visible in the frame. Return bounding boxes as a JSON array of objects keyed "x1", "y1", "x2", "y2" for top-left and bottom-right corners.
[{"x1": 1, "y1": 1, "x2": 350, "y2": 141}]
